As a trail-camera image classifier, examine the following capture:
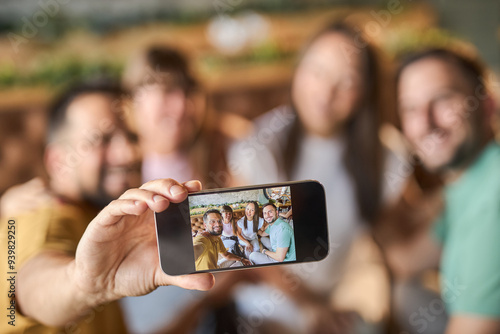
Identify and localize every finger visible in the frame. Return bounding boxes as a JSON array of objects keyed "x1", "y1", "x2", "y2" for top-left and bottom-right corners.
[
  {"x1": 94, "y1": 198, "x2": 148, "y2": 226},
  {"x1": 120, "y1": 188, "x2": 170, "y2": 213},
  {"x1": 156, "y1": 272, "x2": 215, "y2": 291},
  {"x1": 182, "y1": 180, "x2": 202, "y2": 193},
  {"x1": 139, "y1": 179, "x2": 188, "y2": 203}
]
